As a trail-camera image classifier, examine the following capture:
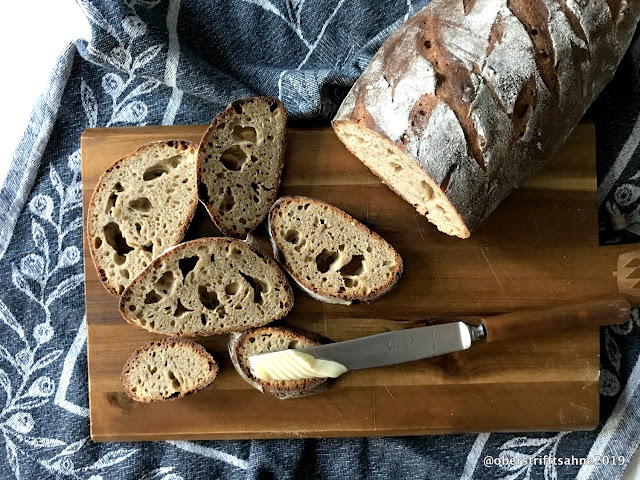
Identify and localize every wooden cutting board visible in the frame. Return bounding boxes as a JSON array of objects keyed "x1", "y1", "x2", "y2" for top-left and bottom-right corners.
[{"x1": 81, "y1": 123, "x2": 630, "y2": 442}]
